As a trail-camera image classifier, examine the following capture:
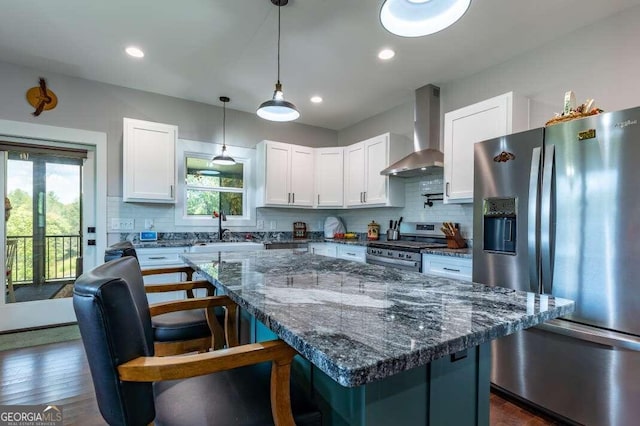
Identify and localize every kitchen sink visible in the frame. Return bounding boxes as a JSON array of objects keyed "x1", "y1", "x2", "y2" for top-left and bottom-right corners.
[{"x1": 188, "y1": 241, "x2": 264, "y2": 253}]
